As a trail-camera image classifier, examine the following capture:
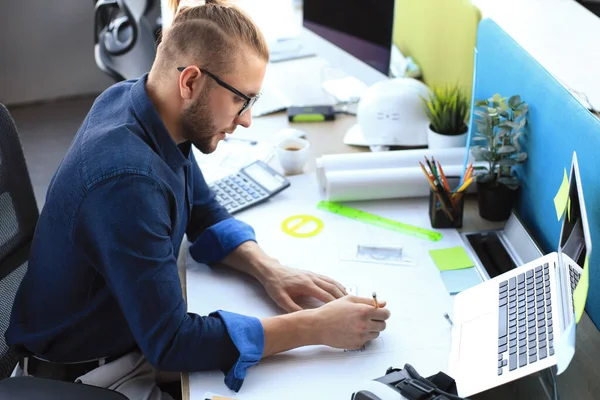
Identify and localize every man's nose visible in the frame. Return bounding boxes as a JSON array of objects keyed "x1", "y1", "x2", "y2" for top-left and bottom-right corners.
[{"x1": 234, "y1": 109, "x2": 252, "y2": 128}]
